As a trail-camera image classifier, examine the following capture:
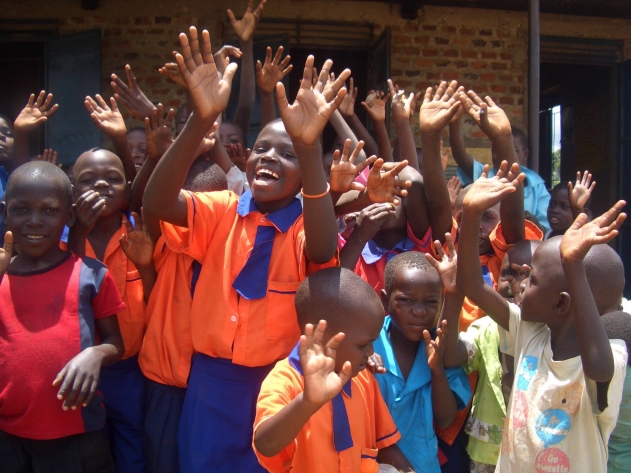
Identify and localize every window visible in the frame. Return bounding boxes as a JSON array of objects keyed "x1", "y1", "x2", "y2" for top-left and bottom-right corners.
[{"x1": 550, "y1": 105, "x2": 561, "y2": 187}]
